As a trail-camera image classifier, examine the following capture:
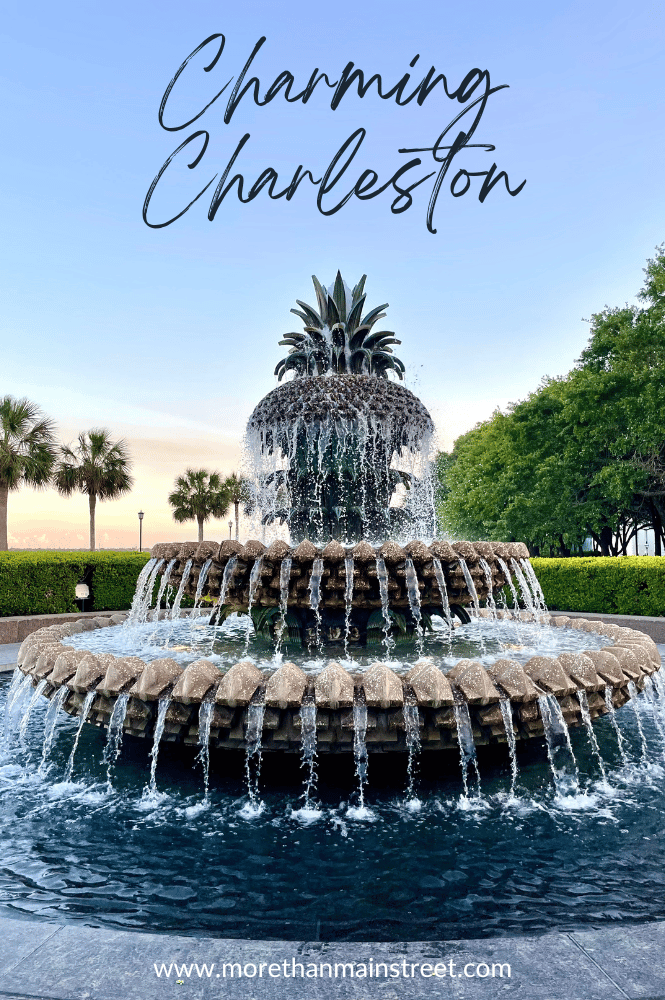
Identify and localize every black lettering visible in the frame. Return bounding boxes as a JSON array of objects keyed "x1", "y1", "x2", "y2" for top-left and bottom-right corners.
[
  {"x1": 207, "y1": 133, "x2": 252, "y2": 218},
  {"x1": 159, "y1": 35, "x2": 232, "y2": 132},
  {"x1": 317, "y1": 128, "x2": 366, "y2": 216},
  {"x1": 143, "y1": 131, "x2": 216, "y2": 227},
  {"x1": 478, "y1": 163, "x2": 526, "y2": 201}
]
